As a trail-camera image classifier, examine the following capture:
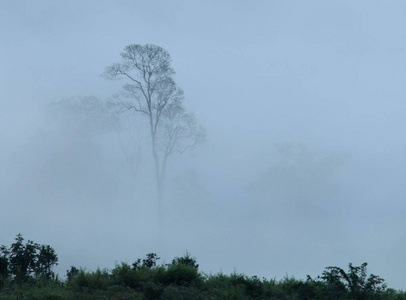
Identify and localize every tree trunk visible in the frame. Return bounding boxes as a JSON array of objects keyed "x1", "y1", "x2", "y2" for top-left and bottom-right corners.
[
  {"x1": 150, "y1": 128, "x2": 164, "y2": 229},
  {"x1": 157, "y1": 183, "x2": 164, "y2": 231}
]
